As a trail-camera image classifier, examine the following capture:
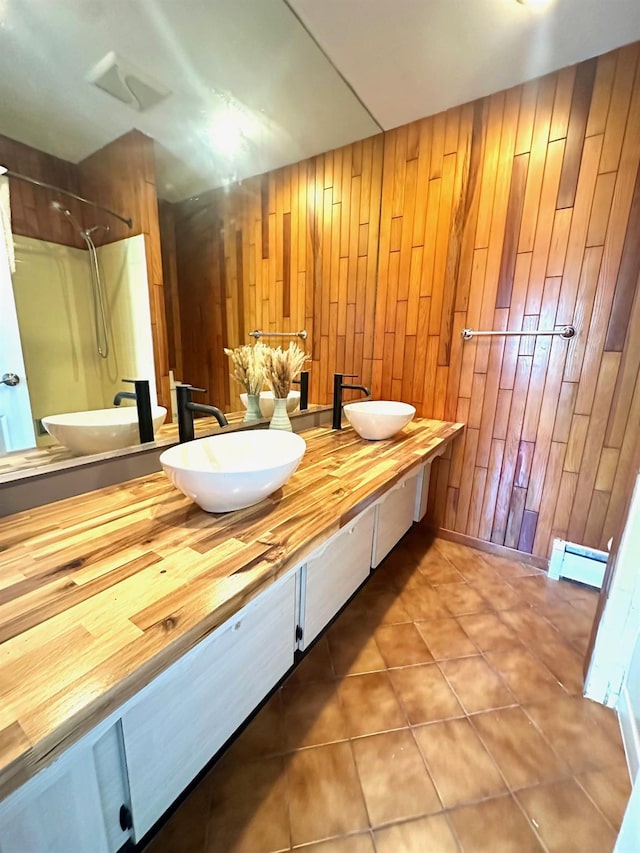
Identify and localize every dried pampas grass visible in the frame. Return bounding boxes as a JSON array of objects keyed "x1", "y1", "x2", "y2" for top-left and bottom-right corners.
[
  {"x1": 224, "y1": 343, "x2": 266, "y2": 396},
  {"x1": 262, "y1": 342, "x2": 310, "y2": 398}
]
